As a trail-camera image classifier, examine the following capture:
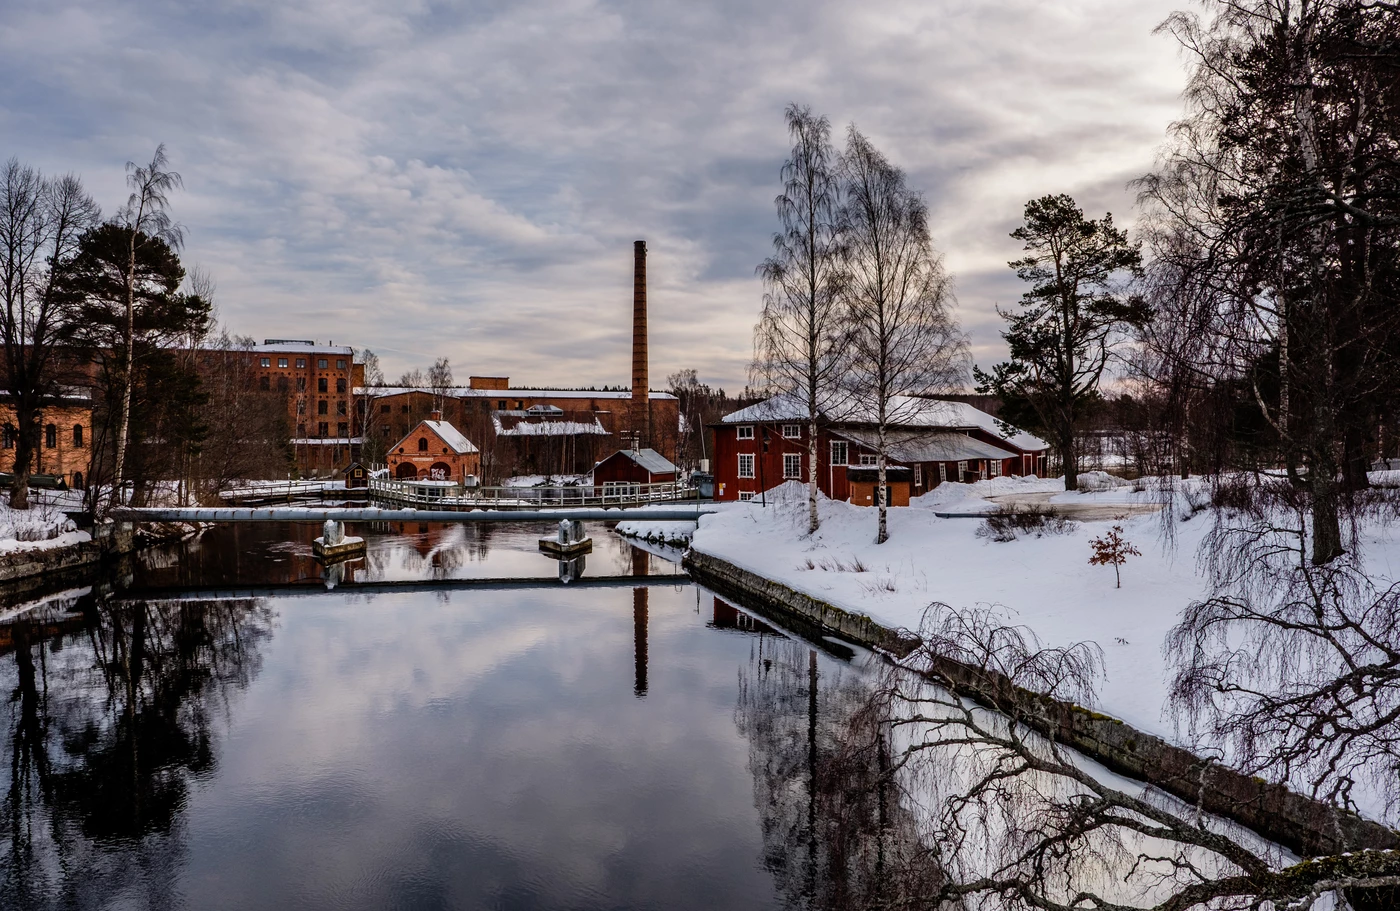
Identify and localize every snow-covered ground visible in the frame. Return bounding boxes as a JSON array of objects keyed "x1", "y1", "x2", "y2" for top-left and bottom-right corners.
[
  {"x1": 502, "y1": 474, "x2": 592, "y2": 488},
  {"x1": 0, "y1": 493, "x2": 90, "y2": 554}
]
